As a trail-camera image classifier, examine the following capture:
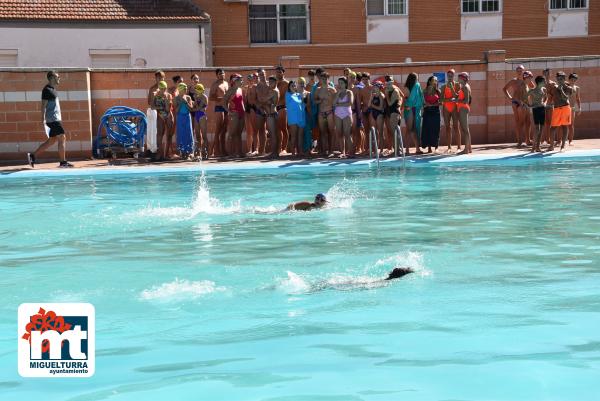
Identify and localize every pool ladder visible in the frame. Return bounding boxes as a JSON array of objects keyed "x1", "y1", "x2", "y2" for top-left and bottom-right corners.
[{"x1": 369, "y1": 126, "x2": 406, "y2": 168}]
